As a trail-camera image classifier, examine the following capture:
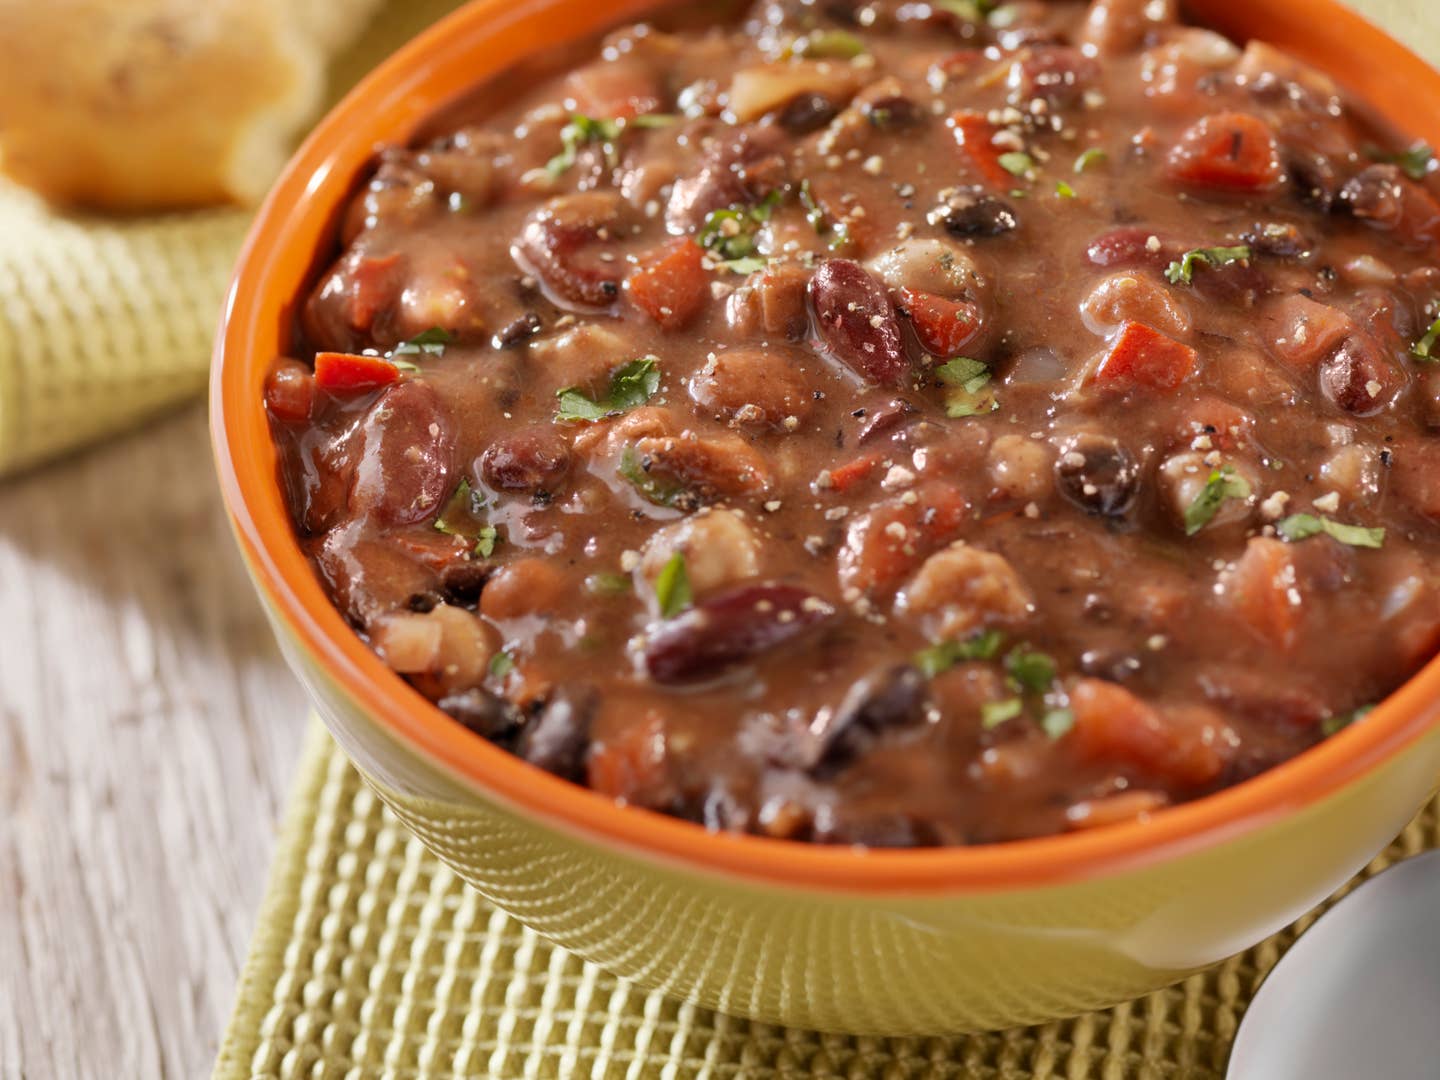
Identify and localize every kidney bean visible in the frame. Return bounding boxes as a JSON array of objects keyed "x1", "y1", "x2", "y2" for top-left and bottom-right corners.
[
  {"x1": 665, "y1": 125, "x2": 790, "y2": 232},
  {"x1": 348, "y1": 382, "x2": 455, "y2": 527},
  {"x1": 643, "y1": 583, "x2": 835, "y2": 683},
  {"x1": 303, "y1": 249, "x2": 406, "y2": 353},
  {"x1": 778, "y1": 91, "x2": 839, "y2": 134},
  {"x1": 1338, "y1": 165, "x2": 1440, "y2": 250},
  {"x1": 264, "y1": 360, "x2": 318, "y2": 425},
  {"x1": 808, "y1": 259, "x2": 909, "y2": 387},
  {"x1": 479, "y1": 427, "x2": 571, "y2": 494},
  {"x1": 315, "y1": 524, "x2": 440, "y2": 626},
  {"x1": 518, "y1": 685, "x2": 598, "y2": 781},
  {"x1": 1084, "y1": 227, "x2": 1171, "y2": 271},
  {"x1": 1008, "y1": 46, "x2": 1098, "y2": 107},
  {"x1": 511, "y1": 193, "x2": 625, "y2": 311},
  {"x1": 1053, "y1": 432, "x2": 1140, "y2": 517},
  {"x1": 1318, "y1": 335, "x2": 1402, "y2": 416},
  {"x1": 811, "y1": 665, "x2": 930, "y2": 778}
]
